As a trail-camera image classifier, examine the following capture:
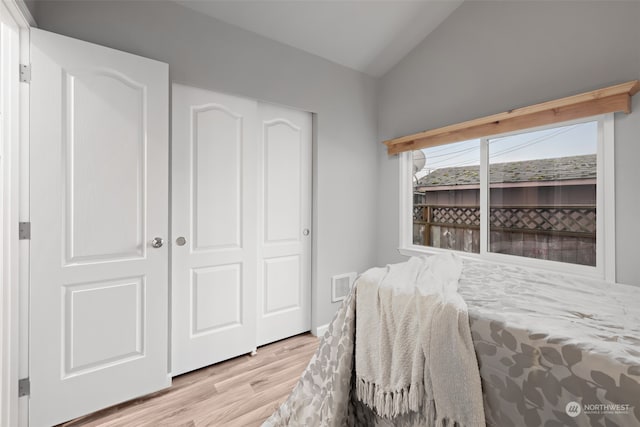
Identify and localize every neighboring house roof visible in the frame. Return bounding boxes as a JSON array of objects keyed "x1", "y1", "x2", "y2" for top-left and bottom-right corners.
[{"x1": 416, "y1": 154, "x2": 596, "y2": 187}]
